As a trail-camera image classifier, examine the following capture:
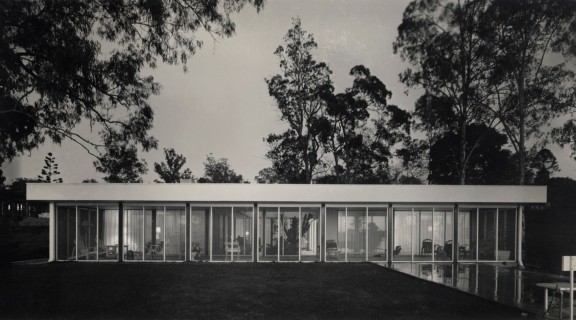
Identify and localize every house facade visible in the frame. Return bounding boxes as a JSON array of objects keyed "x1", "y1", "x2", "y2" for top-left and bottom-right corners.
[{"x1": 26, "y1": 183, "x2": 546, "y2": 265}]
